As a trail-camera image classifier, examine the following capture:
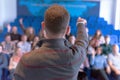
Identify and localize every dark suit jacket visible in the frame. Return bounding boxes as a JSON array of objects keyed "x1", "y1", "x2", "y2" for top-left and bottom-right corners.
[{"x1": 14, "y1": 23, "x2": 88, "y2": 80}]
